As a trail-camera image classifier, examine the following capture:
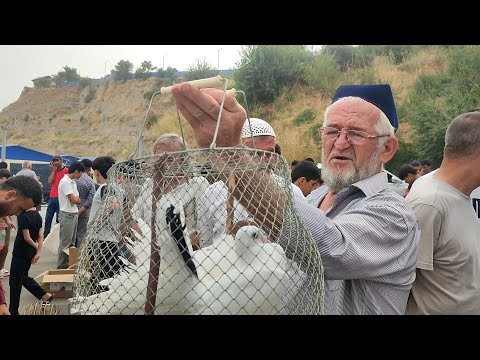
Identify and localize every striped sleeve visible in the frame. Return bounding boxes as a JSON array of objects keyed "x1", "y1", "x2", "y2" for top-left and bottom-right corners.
[{"x1": 294, "y1": 197, "x2": 416, "y2": 281}]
